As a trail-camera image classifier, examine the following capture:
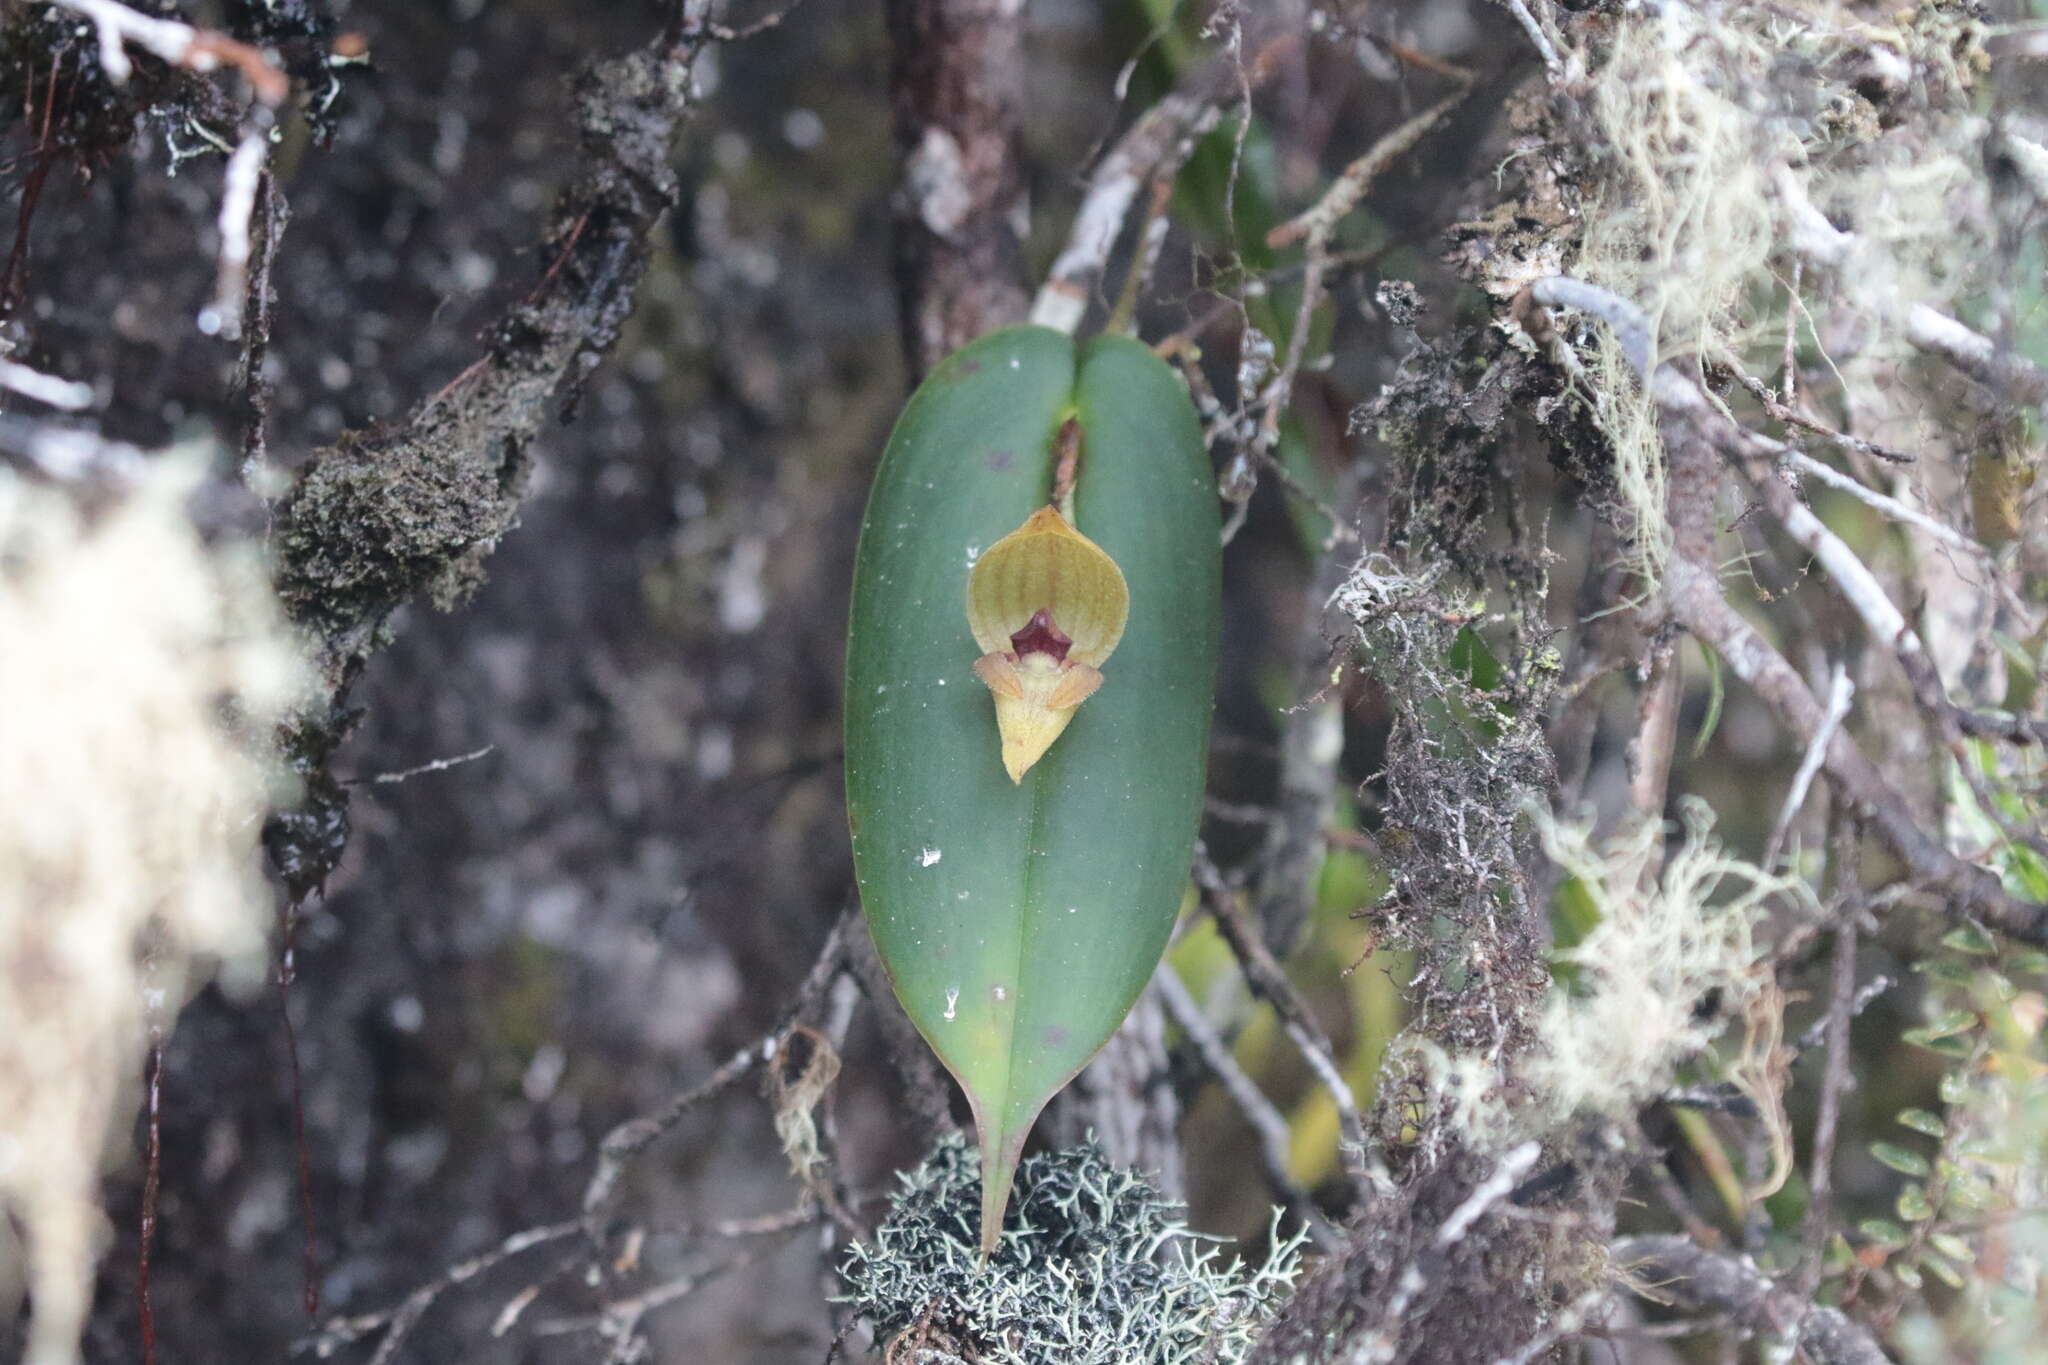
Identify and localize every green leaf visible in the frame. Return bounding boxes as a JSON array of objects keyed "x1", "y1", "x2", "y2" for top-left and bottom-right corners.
[
  {"x1": 1871, "y1": 1142, "x2": 1933, "y2": 1178},
  {"x1": 1929, "y1": 1232, "x2": 1975, "y2": 1264},
  {"x1": 1902, "y1": 1028, "x2": 1976, "y2": 1059},
  {"x1": 1919, "y1": 1251, "x2": 1966, "y2": 1290},
  {"x1": 1921, "y1": 1008, "x2": 1982, "y2": 1040},
  {"x1": 1946, "y1": 1174, "x2": 2002, "y2": 1213},
  {"x1": 1915, "y1": 957, "x2": 1977, "y2": 985},
  {"x1": 2010, "y1": 950, "x2": 2048, "y2": 977},
  {"x1": 846, "y1": 327, "x2": 1220, "y2": 1254},
  {"x1": 1860, "y1": 1218, "x2": 1909, "y2": 1247},
  {"x1": 1942, "y1": 923, "x2": 1999, "y2": 955},
  {"x1": 1896, "y1": 1108, "x2": 1947, "y2": 1138},
  {"x1": 1893, "y1": 1260, "x2": 1924, "y2": 1290},
  {"x1": 1897, "y1": 1182, "x2": 1936, "y2": 1221}
]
